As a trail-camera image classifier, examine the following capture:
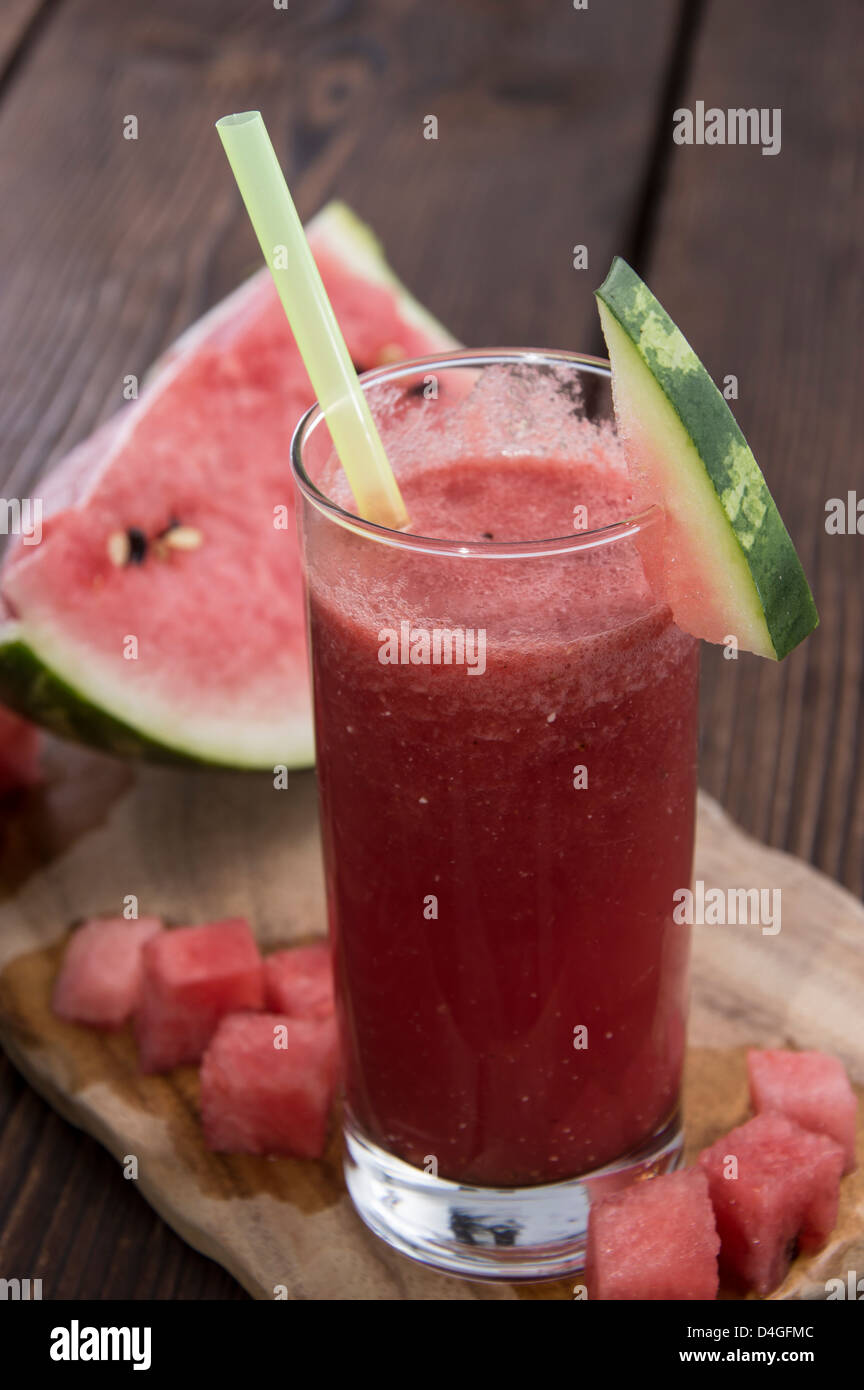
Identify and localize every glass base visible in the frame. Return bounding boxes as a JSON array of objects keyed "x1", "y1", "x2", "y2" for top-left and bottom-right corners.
[{"x1": 343, "y1": 1111, "x2": 684, "y2": 1281}]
